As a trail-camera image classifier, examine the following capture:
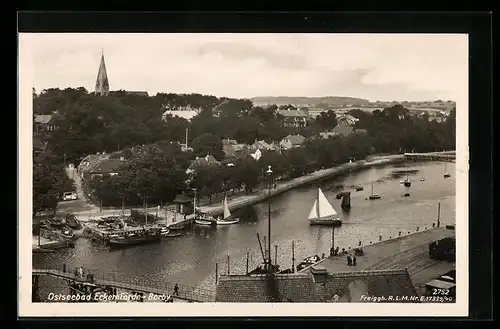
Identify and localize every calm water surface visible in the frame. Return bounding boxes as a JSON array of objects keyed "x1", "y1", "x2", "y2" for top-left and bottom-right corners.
[{"x1": 33, "y1": 161, "x2": 455, "y2": 297}]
